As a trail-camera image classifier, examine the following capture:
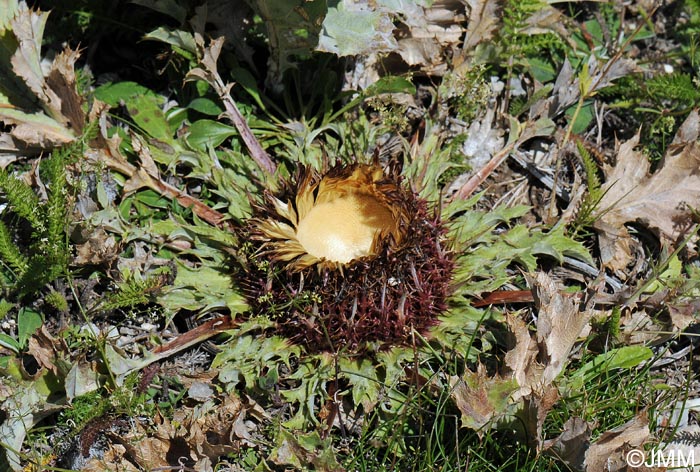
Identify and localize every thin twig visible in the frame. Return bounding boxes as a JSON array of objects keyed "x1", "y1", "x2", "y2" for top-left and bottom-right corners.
[
  {"x1": 188, "y1": 36, "x2": 277, "y2": 176},
  {"x1": 213, "y1": 80, "x2": 277, "y2": 175}
]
